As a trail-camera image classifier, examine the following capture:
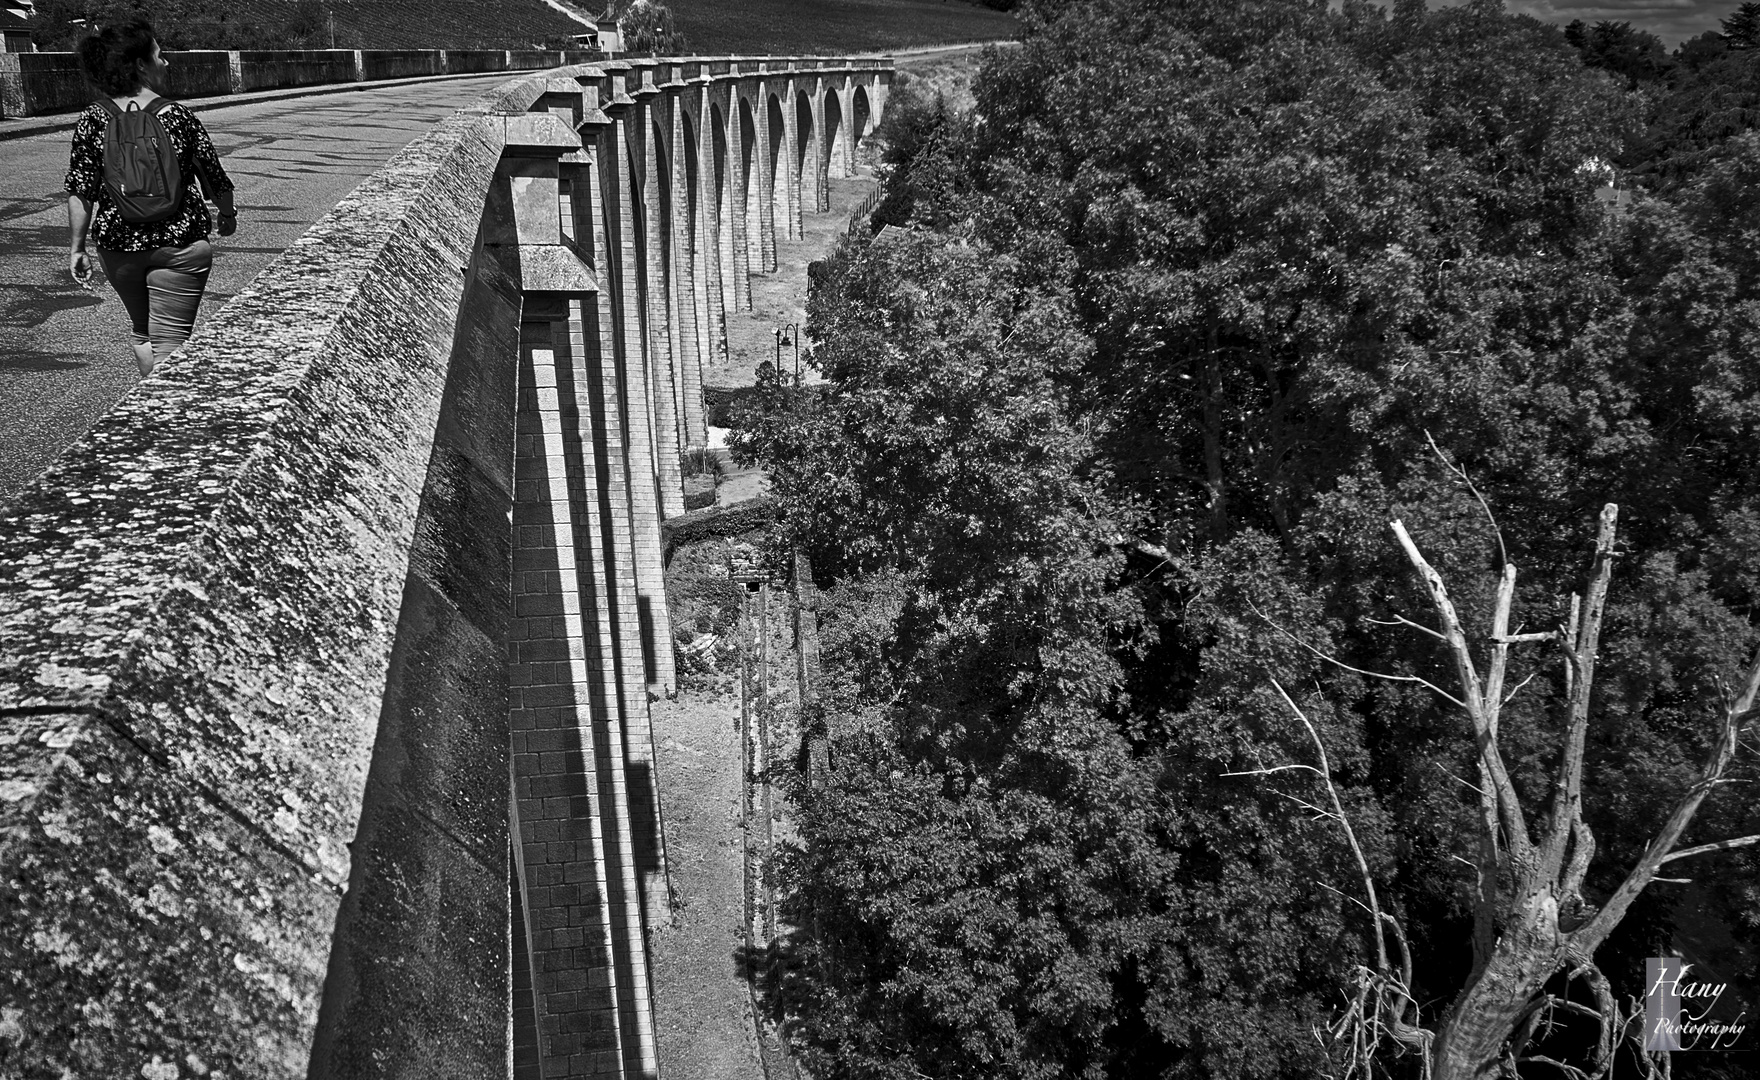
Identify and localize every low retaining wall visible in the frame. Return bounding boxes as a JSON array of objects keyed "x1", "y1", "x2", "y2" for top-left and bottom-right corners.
[
  {"x1": 445, "y1": 48, "x2": 510, "y2": 74},
  {"x1": 164, "y1": 48, "x2": 233, "y2": 97},
  {"x1": 235, "y1": 48, "x2": 357, "y2": 92},
  {"x1": 0, "y1": 50, "x2": 78, "y2": 116},
  {"x1": 0, "y1": 46, "x2": 599, "y2": 118},
  {"x1": 360, "y1": 49, "x2": 443, "y2": 81}
]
